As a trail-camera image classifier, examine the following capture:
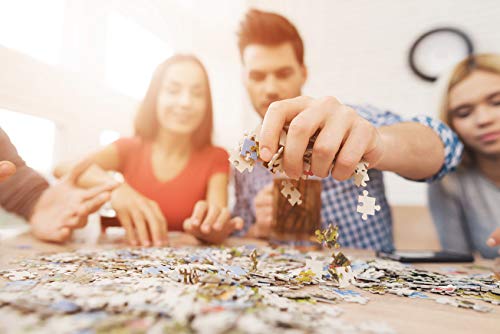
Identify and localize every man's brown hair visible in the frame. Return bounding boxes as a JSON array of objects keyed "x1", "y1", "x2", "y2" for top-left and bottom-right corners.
[{"x1": 237, "y1": 9, "x2": 304, "y2": 65}]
